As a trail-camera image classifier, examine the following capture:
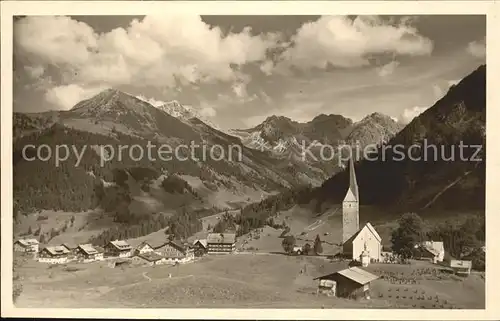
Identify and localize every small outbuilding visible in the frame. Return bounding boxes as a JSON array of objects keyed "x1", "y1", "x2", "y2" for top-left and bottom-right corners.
[
  {"x1": 314, "y1": 267, "x2": 379, "y2": 299},
  {"x1": 450, "y1": 260, "x2": 472, "y2": 276}
]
